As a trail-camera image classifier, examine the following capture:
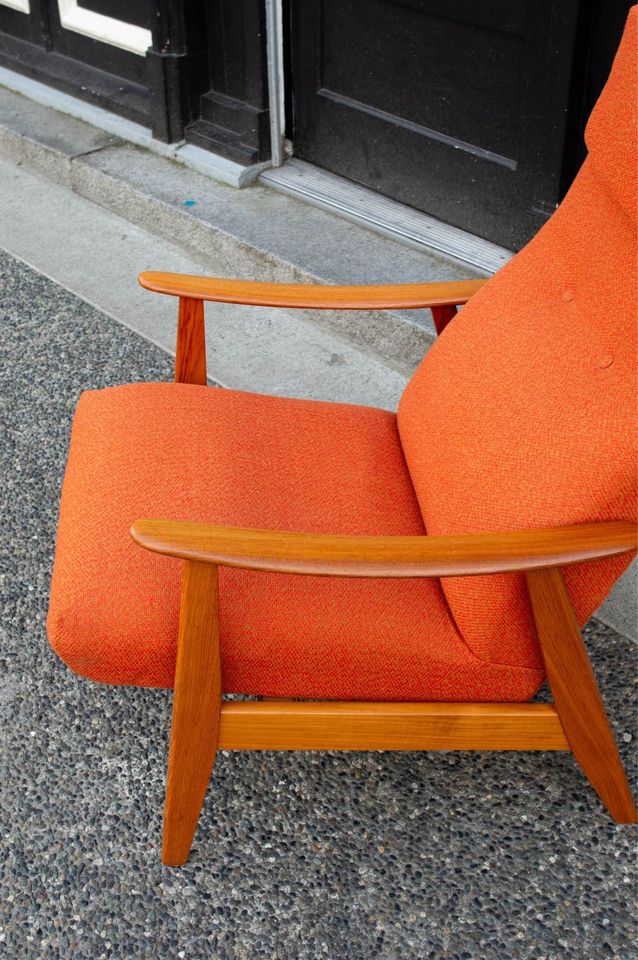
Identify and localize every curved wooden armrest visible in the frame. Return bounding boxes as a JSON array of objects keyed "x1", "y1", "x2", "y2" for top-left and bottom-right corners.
[
  {"x1": 130, "y1": 520, "x2": 636, "y2": 579},
  {"x1": 139, "y1": 271, "x2": 485, "y2": 311}
]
